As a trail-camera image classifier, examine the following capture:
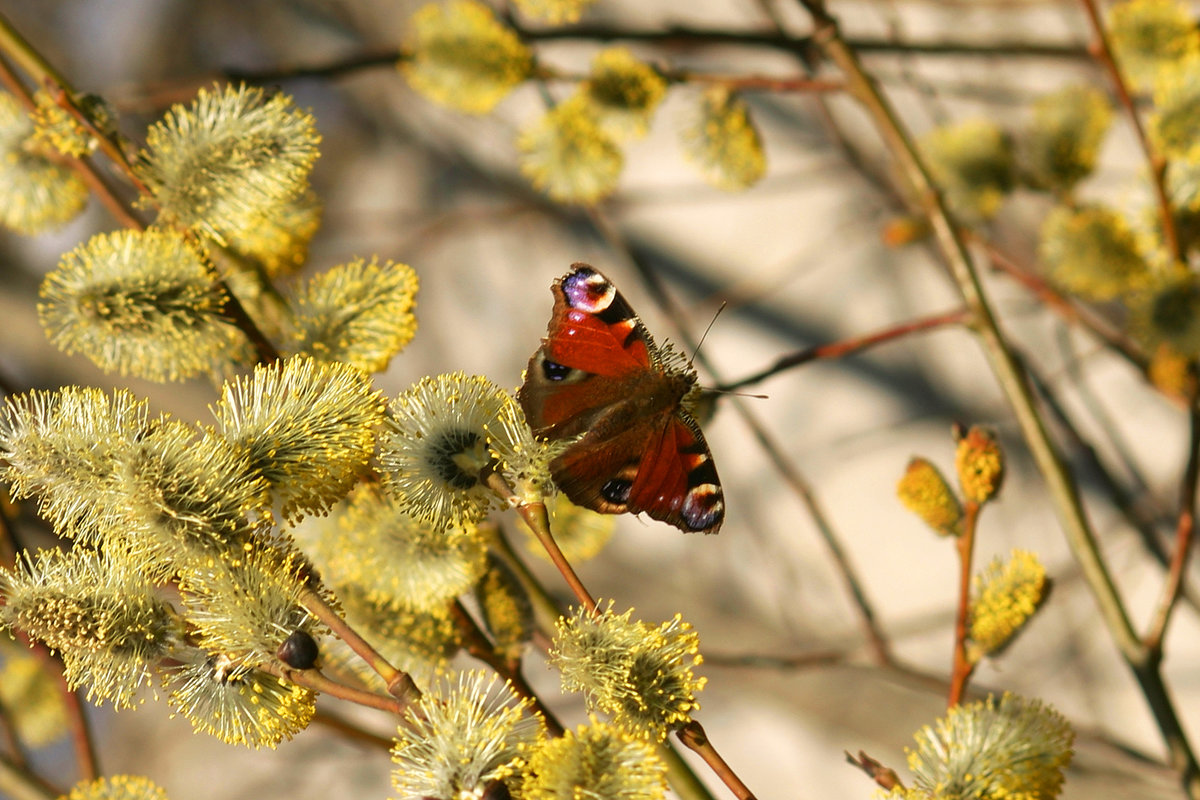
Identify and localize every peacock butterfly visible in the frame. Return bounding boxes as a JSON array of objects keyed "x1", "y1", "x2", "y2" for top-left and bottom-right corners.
[{"x1": 518, "y1": 264, "x2": 724, "y2": 534}]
